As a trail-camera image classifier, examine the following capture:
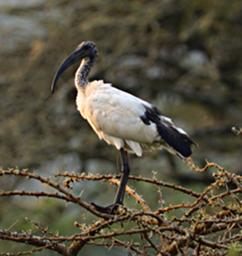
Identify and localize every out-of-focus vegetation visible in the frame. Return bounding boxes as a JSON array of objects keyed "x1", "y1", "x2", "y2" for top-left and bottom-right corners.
[
  {"x1": 1, "y1": 0, "x2": 242, "y2": 169},
  {"x1": 0, "y1": 0, "x2": 242, "y2": 255}
]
